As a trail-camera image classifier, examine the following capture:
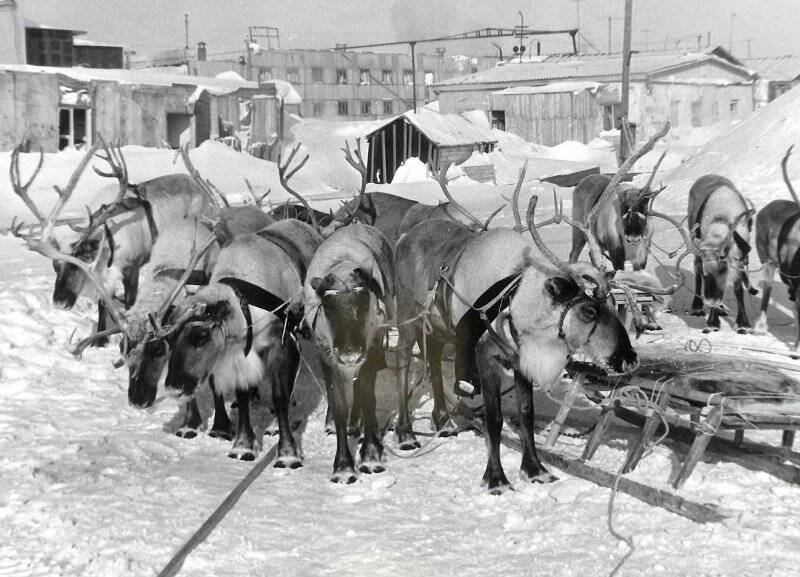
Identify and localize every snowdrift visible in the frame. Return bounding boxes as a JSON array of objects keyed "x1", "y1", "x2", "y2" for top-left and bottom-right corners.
[{"x1": 663, "y1": 87, "x2": 800, "y2": 210}]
